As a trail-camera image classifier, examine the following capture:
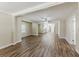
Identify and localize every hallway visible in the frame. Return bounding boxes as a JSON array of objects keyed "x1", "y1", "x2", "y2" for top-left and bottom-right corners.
[{"x1": 0, "y1": 33, "x2": 79, "y2": 57}]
